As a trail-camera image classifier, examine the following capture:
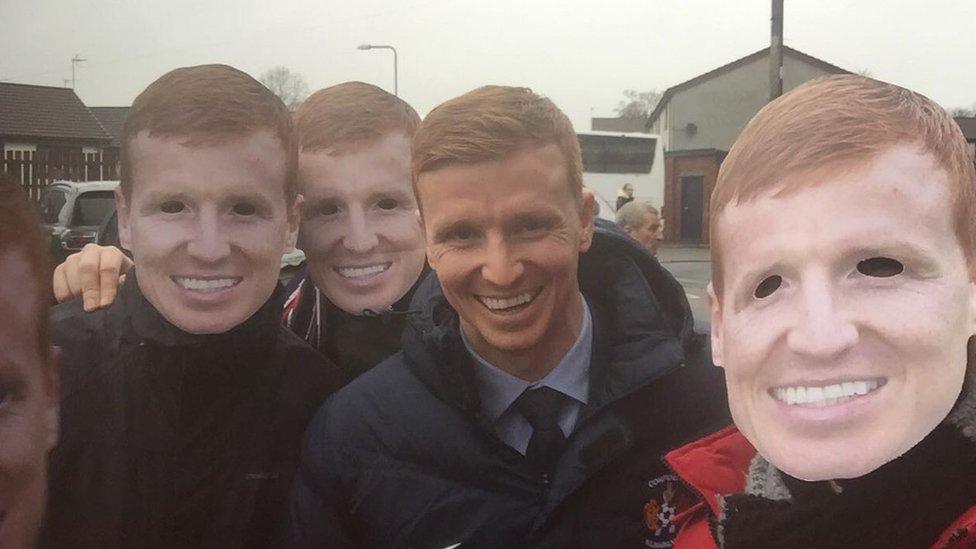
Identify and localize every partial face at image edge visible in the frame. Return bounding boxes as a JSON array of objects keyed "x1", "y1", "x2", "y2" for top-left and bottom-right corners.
[
  {"x1": 118, "y1": 130, "x2": 300, "y2": 334},
  {"x1": 709, "y1": 145, "x2": 976, "y2": 481},
  {"x1": 0, "y1": 251, "x2": 59, "y2": 547}
]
